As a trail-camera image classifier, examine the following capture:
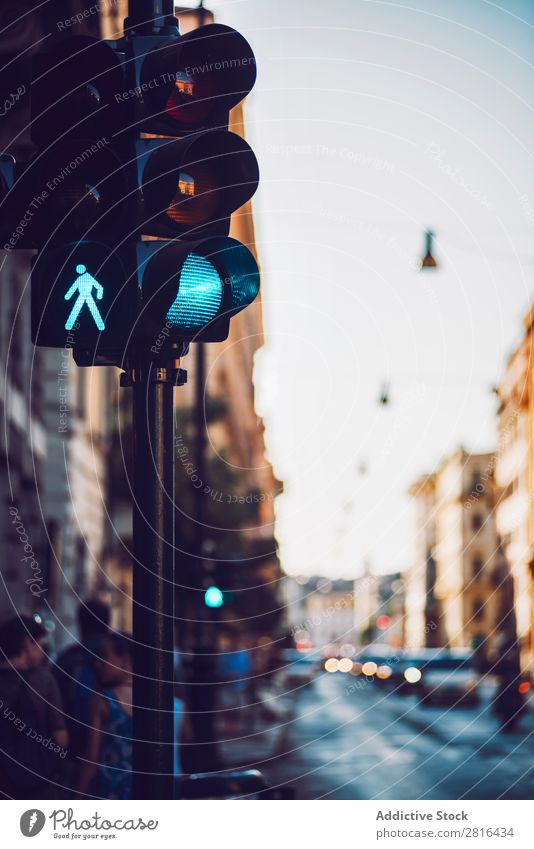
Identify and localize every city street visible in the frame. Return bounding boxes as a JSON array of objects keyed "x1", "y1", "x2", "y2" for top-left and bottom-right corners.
[
  {"x1": 249, "y1": 675, "x2": 534, "y2": 800},
  {"x1": 2, "y1": 0, "x2": 534, "y2": 826}
]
